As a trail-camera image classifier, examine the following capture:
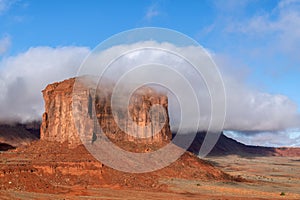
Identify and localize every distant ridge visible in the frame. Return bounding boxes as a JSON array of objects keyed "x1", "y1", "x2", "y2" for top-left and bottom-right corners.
[
  {"x1": 0, "y1": 142, "x2": 15, "y2": 151},
  {"x1": 173, "y1": 132, "x2": 300, "y2": 157},
  {"x1": 0, "y1": 122, "x2": 39, "y2": 148}
]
